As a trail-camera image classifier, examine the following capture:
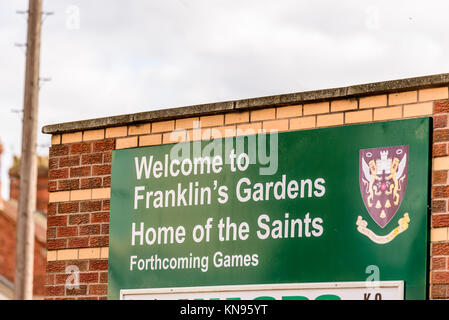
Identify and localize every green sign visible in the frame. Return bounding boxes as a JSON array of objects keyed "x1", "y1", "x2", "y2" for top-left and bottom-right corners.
[{"x1": 108, "y1": 118, "x2": 430, "y2": 300}]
